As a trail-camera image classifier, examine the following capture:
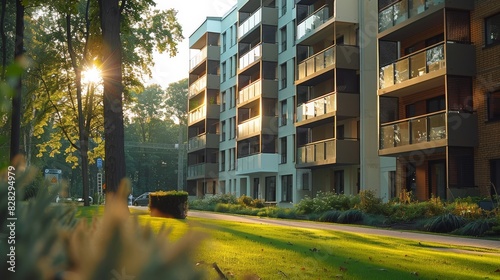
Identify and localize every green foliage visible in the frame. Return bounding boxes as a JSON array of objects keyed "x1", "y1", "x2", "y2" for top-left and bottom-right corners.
[
  {"x1": 356, "y1": 190, "x2": 386, "y2": 214},
  {"x1": 426, "y1": 213, "x2": 466, "y2": 233},
  {"x1": 319, "y1": 210, "x2": 342, "y2": 223},
  {"x1": 337, "y1": 209, "x2": 364, "y2": 224},
  {"x1": 448, "y1": 201, "x2": 483, "y2": 219},
  {"x1": 295, "y1": 191, "x2": 356, "y2": 214},
  {"x1": 0, "y1": 165, "x2": 204, "y2": 279},
  {"x1": 453, "y1": 219, "x2": 495, "y2": 237}
]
